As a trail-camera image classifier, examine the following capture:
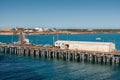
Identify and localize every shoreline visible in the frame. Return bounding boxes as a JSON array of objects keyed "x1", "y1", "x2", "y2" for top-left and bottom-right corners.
[
  {"x1": 0, "y1": 32, "x2": 120, "y2": 35},
  {"x1": 0, "y1": 30, "x2": 120, "y2": 35}
]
